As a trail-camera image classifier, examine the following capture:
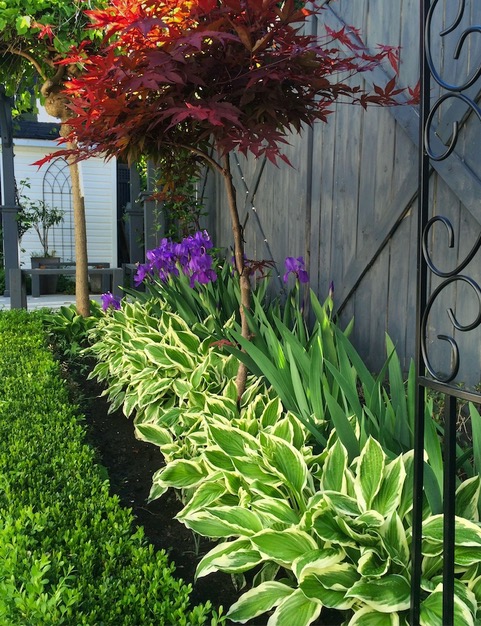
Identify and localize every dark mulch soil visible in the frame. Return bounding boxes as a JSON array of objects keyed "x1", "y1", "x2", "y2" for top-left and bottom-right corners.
[{"x1": 71, "y1": 359, "x2": 344, "y2": 626}]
